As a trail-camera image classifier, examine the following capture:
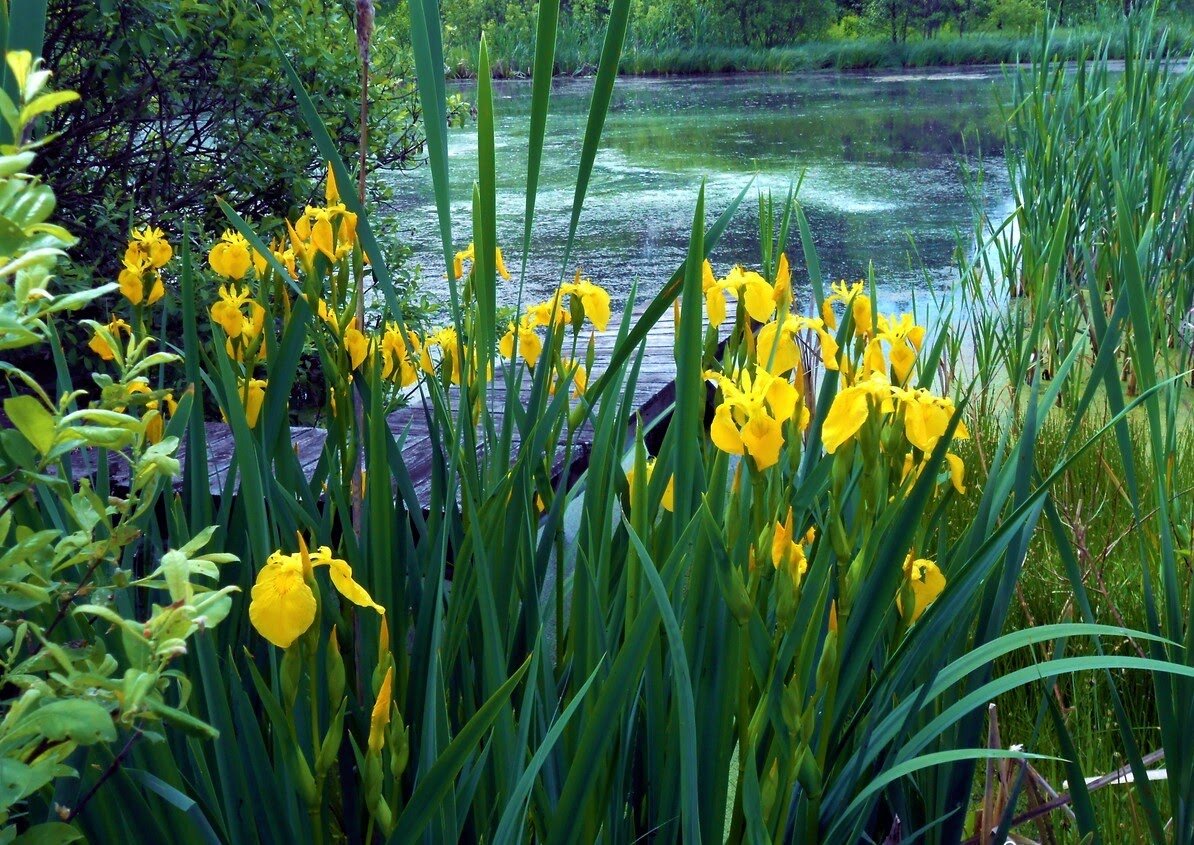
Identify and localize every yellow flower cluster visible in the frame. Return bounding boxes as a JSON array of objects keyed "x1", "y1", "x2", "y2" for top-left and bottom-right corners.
[
  {"x1": 701, "y1": 258, "x2": 838, "y2": 471},
  {"x1": 821, "y1": 287, "x2": 959, "y2": 622},
  {"x1": 296, "y1": 294, "x2": 426, "y2": 390},
  {"x1": 86, "y1": 225, "x2": 181, "y2": 446},
  {"x1": 501, "y1": 272, "x2": 611, "y2": 355},
  {"x1": 205, "y1": 235, "x2": 274, "y2": 427},
  {"x1": 210, "y1": 228, "x2": 299, "y2": 282},
  {"x1": 497, "y1": 271, "x2": 611, "y2": 397},
  {"x1": 289, "y1": 201, "x2": 358, "y2": 267},
  {"x1": 118, "y1": 226, "x2": 171, "y2": 306},
  {"x1": 822, "y1": 374, "x2": 968, "y2": 494},
  {"x1": 697, "y1": 254, "x2": 963, "y2": 635}
]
